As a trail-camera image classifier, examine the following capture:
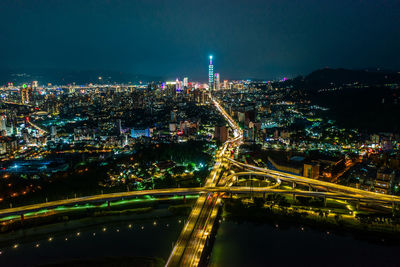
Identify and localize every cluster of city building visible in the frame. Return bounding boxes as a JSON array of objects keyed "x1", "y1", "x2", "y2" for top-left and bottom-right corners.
[
  {"x1": 214, "y1": 81, "x2": 400, "y2": 195},
  {"x1": 0, "y1": 56, "x2": 399, "y2": 200}
]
